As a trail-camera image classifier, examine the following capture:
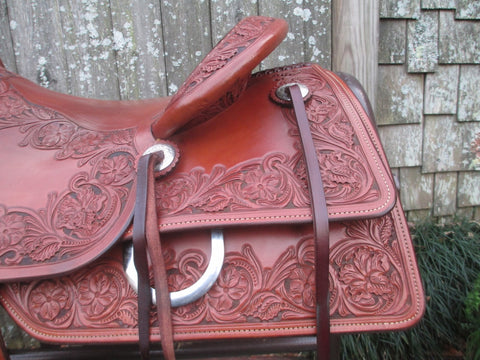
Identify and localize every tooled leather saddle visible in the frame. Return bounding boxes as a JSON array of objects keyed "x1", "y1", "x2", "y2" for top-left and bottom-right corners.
[{"x1": 0, "y1": 17, "x2": 424, "y2": 359}]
